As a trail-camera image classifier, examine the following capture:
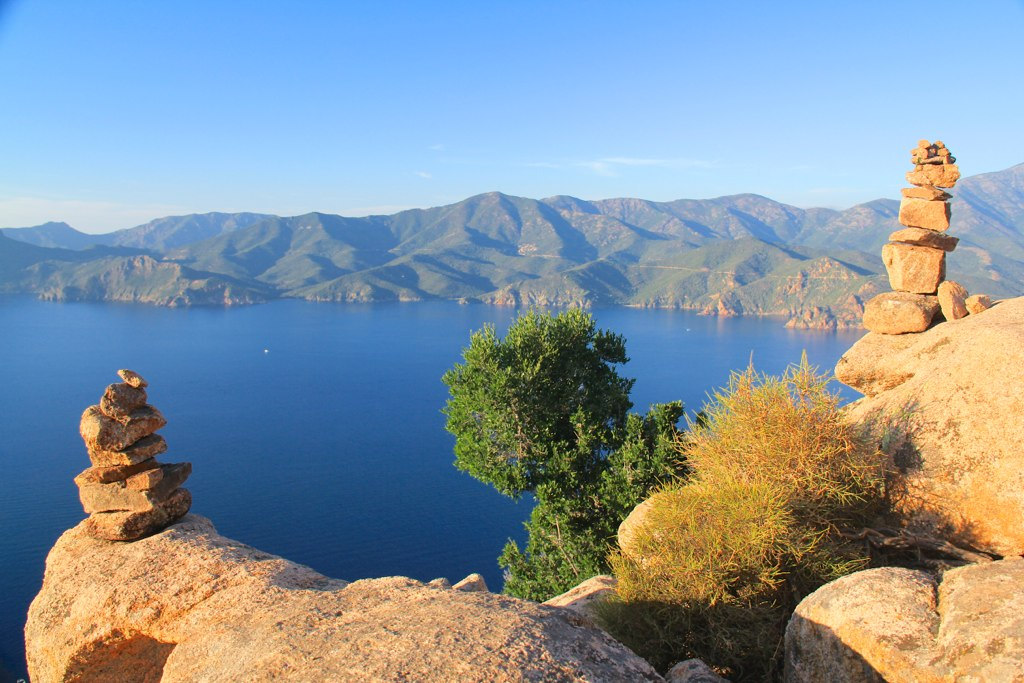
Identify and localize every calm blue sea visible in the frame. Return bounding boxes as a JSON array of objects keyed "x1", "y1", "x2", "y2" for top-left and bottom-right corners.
[{"x1": 0, "y1": 296, "x2": 863, "y2": 680}]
